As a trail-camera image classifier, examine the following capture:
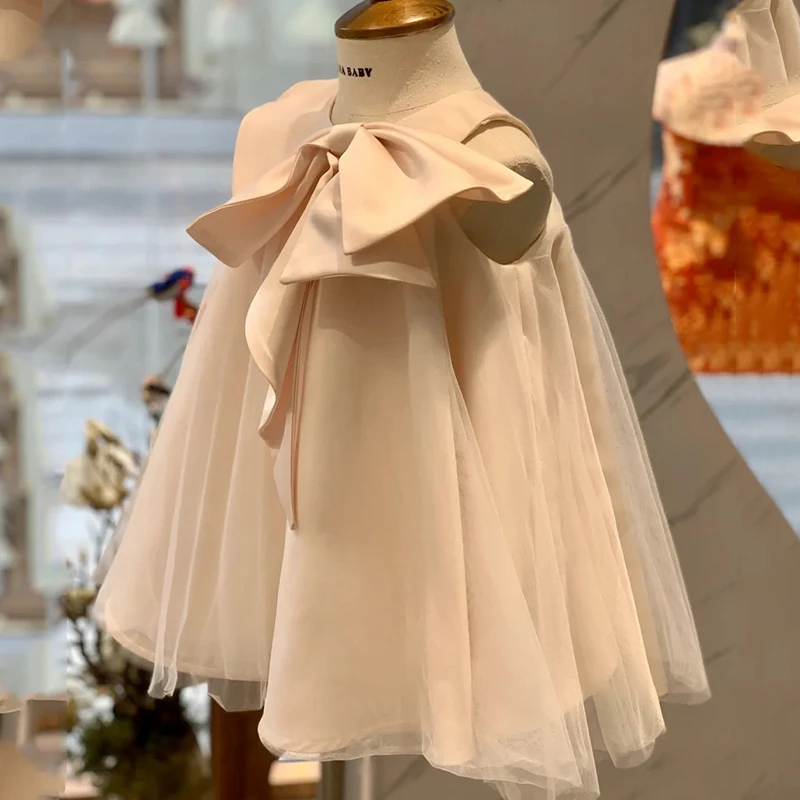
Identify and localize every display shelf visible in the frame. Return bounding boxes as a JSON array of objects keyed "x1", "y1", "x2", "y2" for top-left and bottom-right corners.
[{"x1": 0, "y1": 112, "x2": 240, "y2": 159}]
